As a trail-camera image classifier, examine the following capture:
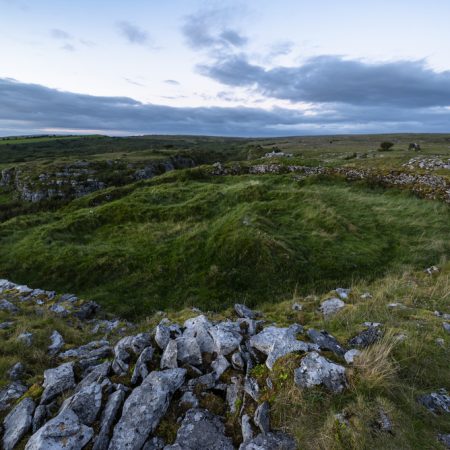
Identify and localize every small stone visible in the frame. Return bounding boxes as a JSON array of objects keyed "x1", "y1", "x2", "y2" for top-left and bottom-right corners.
[
  {"x1": 360, "y1": 292, "x2": 372, "y2": 300},
  {"x1": 254, "y1": 401, "x2": 270, "y2": 434},
  {"x1": 292, "y1": 302, "x2": 302, "y2": 311},
  {"x1": 48, "y1": 330, "x2": 64, "y2": 356},
  {"x1": 348, "y1": 326, "x2": 382, "y2": 348},
  {"x1": 438, "y1": 434, "x2": 450, "y2": 449},
  {"x1": 436, "y1": 338, "x2": 445, "y2": 347},
  {"x1": 165, "y1": 408, "x2": 234, "y2": 450},
  {"x1": 18, "y1": 332, "x2": 33, "y2": 346},
  {"x1": 344, "y1": 349, "x2": 361, "y2": 364},
  {"x1": 320, "y1": 298, "x2": 345, "y2": 318},
  {"x1": 131, "y1": 346, "x2": 154, "y2": 385},
  {"x1": 0, "y1": 381, "x2": 28, "y2": 411},
  {"x1": 8, "y1": 362, "x2": 25, "y2": 381},
  {"x1": 0, "y1": 299, "x2": 18, "y2": 313},
  {"x1": 212, "y1": 355, "x2": 230, "y2": 379},
  {"x1": 160, "y1": 339, "x2": 178, "y2": 369},
  {"x1": 155, "y1": 324, "x2": 170, "y2": 350},
  {"x1": 209, "y1": 322, "x2": 243, "y2": 356},
  {"x1": 244, "y1": 377, "x2": 260, "y2": 401},
  {"x1": 294, "y1": 352, "x2": 347, "y2": 394},
  {"x1": 232, "y1": 351, "x2": 245, "y2": 371},
  {"x1": 234, "y1": 304, "x2": 257, "y2": 319},
  {"x1": 443, "y1": 322, "x2": 450, "y2": 334},
  {"x1": 418, "y1": 389, "x2": 450, "y2": 414},
  {"x1": 179, "y1": 391, "x2": 199, "y2": 408},
  {"x1": 226, "y1": 377, "x2": 243, "y2": 414},
  {"x1": 335, "y1": 288, "x2": 350, "y2": 300},
  {"x1": 307, "y1": 329, "x2": 346, "y2": 357},
  {"x1": 239, "y1": 431, "x2": 297, "y2": 450},
  {"x1": 241, "y1": 414, "x2": 254, "y2": 443}
]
